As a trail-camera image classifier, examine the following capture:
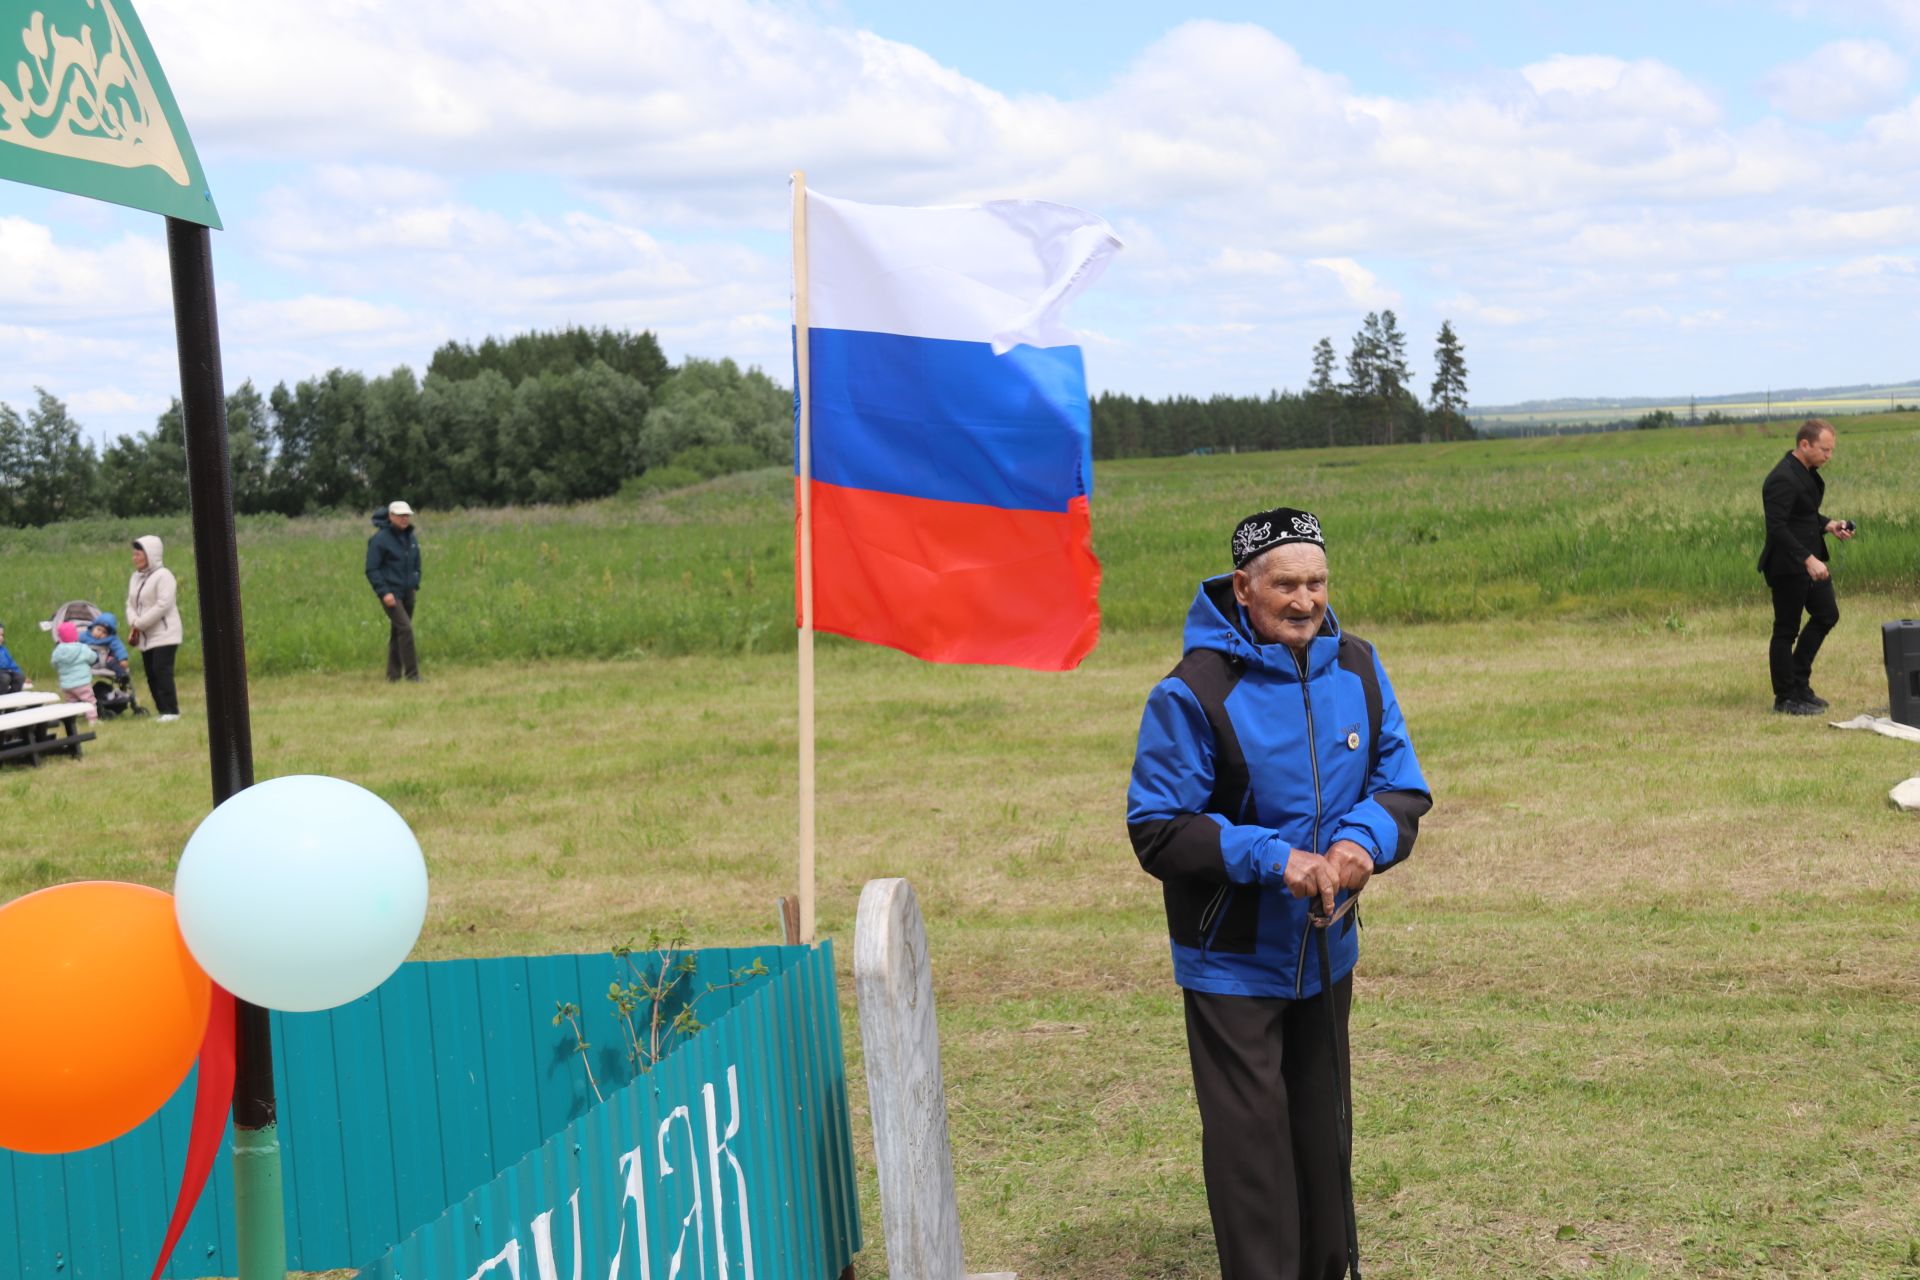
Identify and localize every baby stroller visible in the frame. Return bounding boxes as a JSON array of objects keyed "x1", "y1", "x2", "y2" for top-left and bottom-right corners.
[{"x1": 41, "y1": 601, "x2": 145, "y2": 718}]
